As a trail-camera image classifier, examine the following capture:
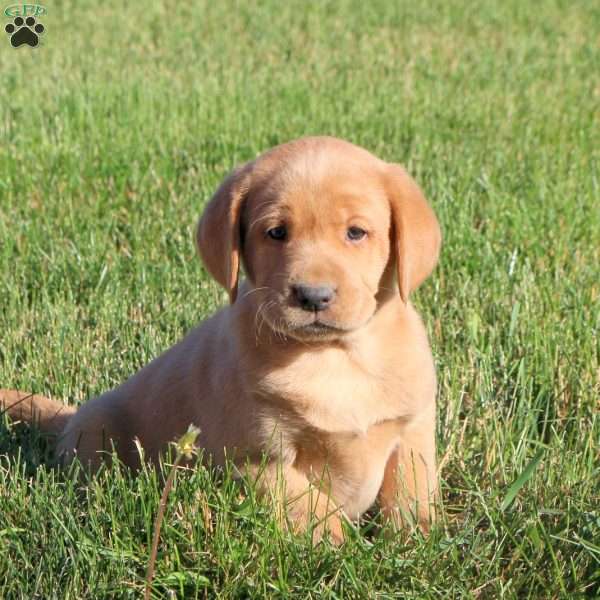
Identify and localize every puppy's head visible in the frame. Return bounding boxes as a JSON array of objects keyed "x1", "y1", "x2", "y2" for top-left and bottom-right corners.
[{"x1": 197, "y1": 137, "x2": 440, "y2": 342}]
